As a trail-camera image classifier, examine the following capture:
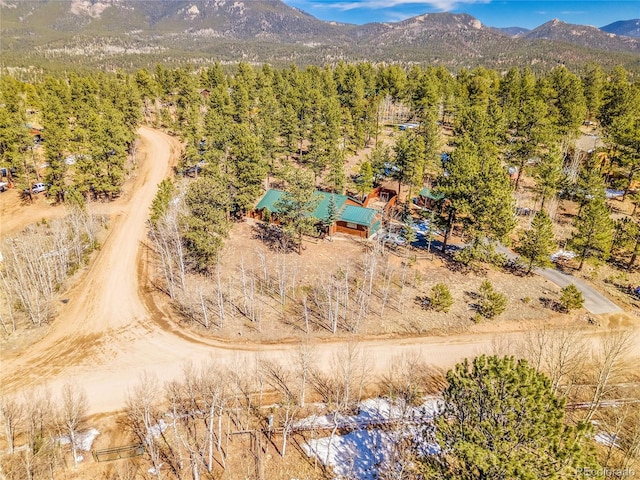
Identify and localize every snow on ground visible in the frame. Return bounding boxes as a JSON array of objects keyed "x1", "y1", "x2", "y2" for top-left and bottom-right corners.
[
  {"x1": 295, "y1": 397, "x2": 441, "y2": 431},
  {"x1": 605, "y1": 189, "x2": 625, "y2": 199},
  {"x1": 551, "y1": 249, "x2": 577, "y2": 261},
  {"x1": 594, "y1": 432, "x2": 620, "y2": 448},
  {"x1": 57, "y1": 428, "x2": 100, "y2": 451},
  {"x1": 300, "y1": 397, "x2": 441, "y2": 480},
  {"x1": 304, "y1": 428, "x2": 403, "y2": 480},
  {"x1": 57, "y1": 428, "x2": 100, "y2": 458}
]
